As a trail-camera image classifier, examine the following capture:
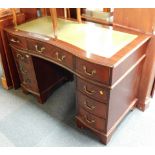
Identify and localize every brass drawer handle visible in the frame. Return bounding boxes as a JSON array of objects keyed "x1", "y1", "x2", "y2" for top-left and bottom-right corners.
[
  {"x1": 83, "y1": 86, "x2": 95, "y2": 95},
  {"x1": 84, "y1": 101, "x2": 95, "y2": 110},
  {"x1": 84, "y1": 115, "x2": 95, "y2": 124},
  {"x1": 83, "y1": 66, "x2": 96, "y2": 76},
  {"x1": 16, "y1": 54, "x2": 24, "y2": 60},
  {"x1": 35, "y1": 45, "x2": 45, "y2": 53},
  {"x1": 56, "y1": 52, "x2": 66, "y2": 62},
  {"x1": 10, "y1": 38, "x2": 20, "y2": 43}
]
